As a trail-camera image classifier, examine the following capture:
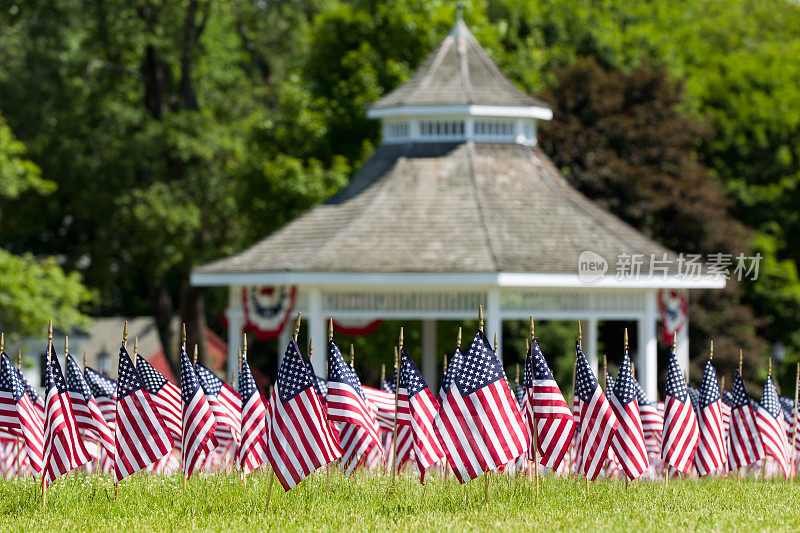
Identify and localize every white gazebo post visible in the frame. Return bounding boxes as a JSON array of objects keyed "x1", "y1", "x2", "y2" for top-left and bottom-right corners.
[
  {"x1": 585, "y1": 317, "x2": 599, "y2": 377},
  {"x1": 307, "y1": 287, "x2": 326, "y2": 374},
  {"x1": 486, "y1": 289, "x2": 502, "y2": 360},
  {"x1": 677, "y1": 319, "x2": 690, "y2": 379},
  {"x1": 227, "y1": 285, "x2": 244, "y2": 384},
  {"x1": 422, "y1": 319, "x2": 437, "y2": 386},
  {"x1": 638, "y1": 290, "x2": 658, "y2": 398}
]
